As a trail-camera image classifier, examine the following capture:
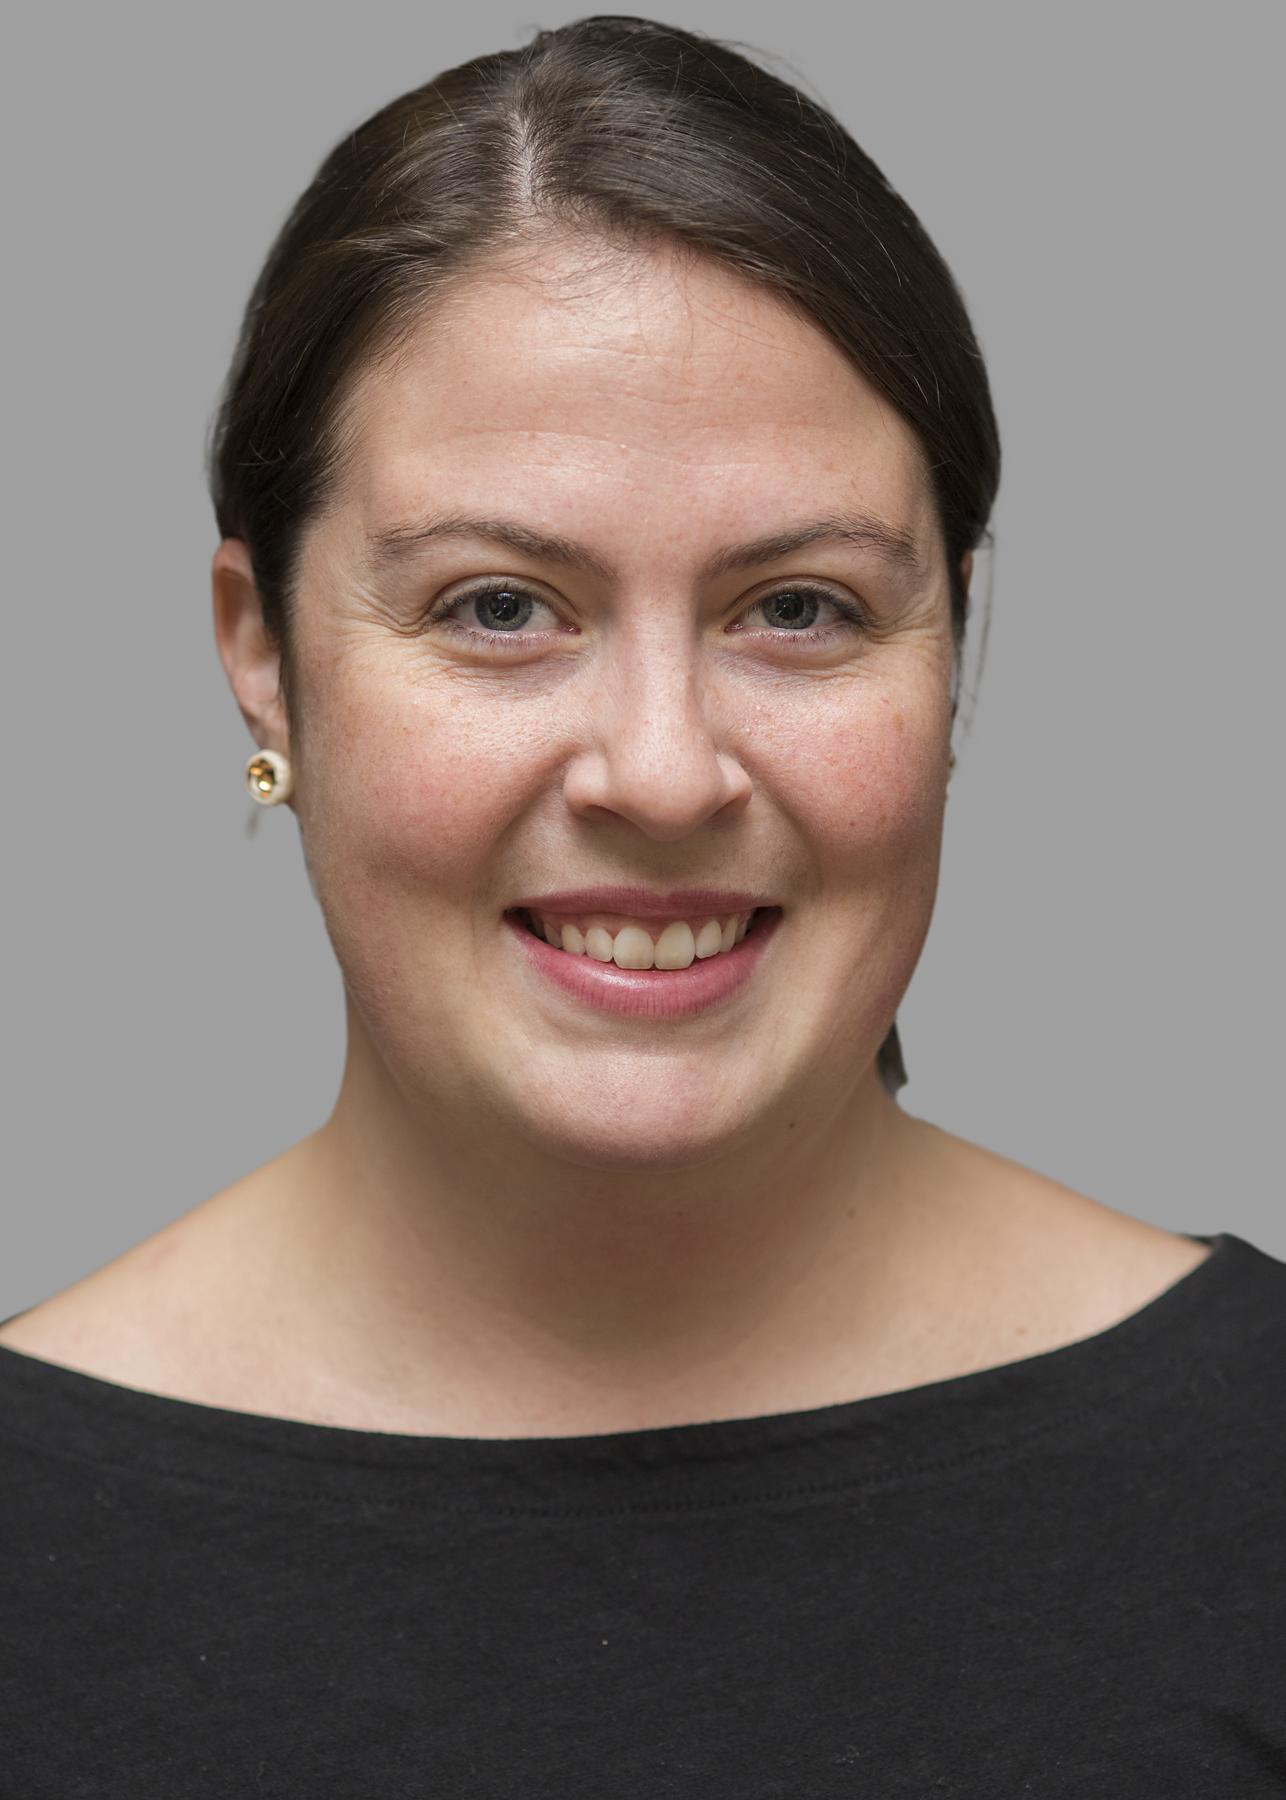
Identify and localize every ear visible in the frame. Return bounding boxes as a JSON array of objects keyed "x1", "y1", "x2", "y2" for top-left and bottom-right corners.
[
  {"x1": 212, "y1": 539, "x2": 291, "y2": 763},
  {"x1": 960, "y1": 549, "x2": 973, "y2": 594}
]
